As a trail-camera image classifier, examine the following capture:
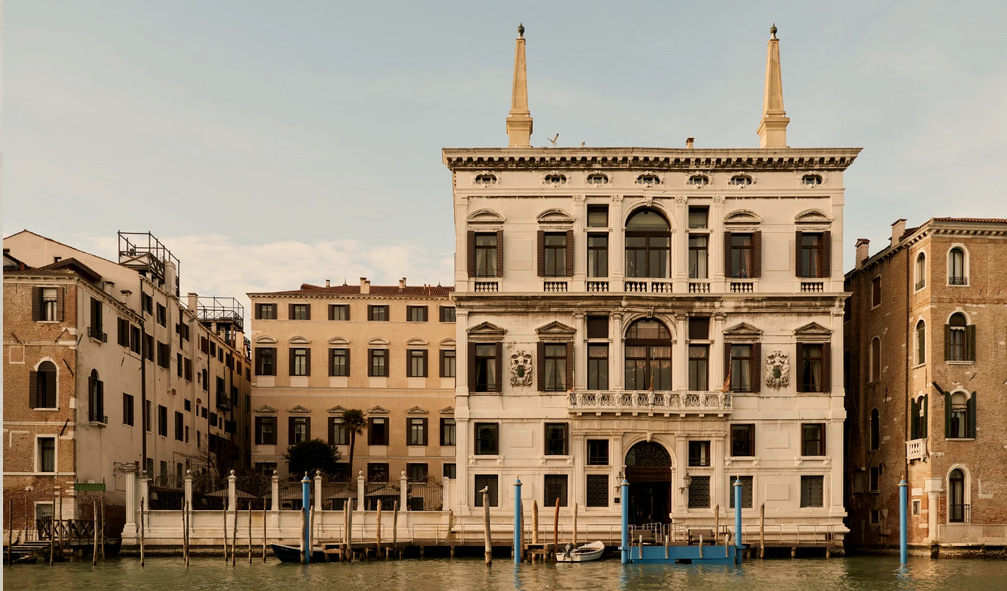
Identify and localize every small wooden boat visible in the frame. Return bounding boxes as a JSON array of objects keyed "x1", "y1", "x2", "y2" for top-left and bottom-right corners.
[
  {"x1": 556, "y1": 541, "x2": 605, "y2": 562},
  {"x1": 271, "y1": 543, "x2": 326, "y2": 563}
]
